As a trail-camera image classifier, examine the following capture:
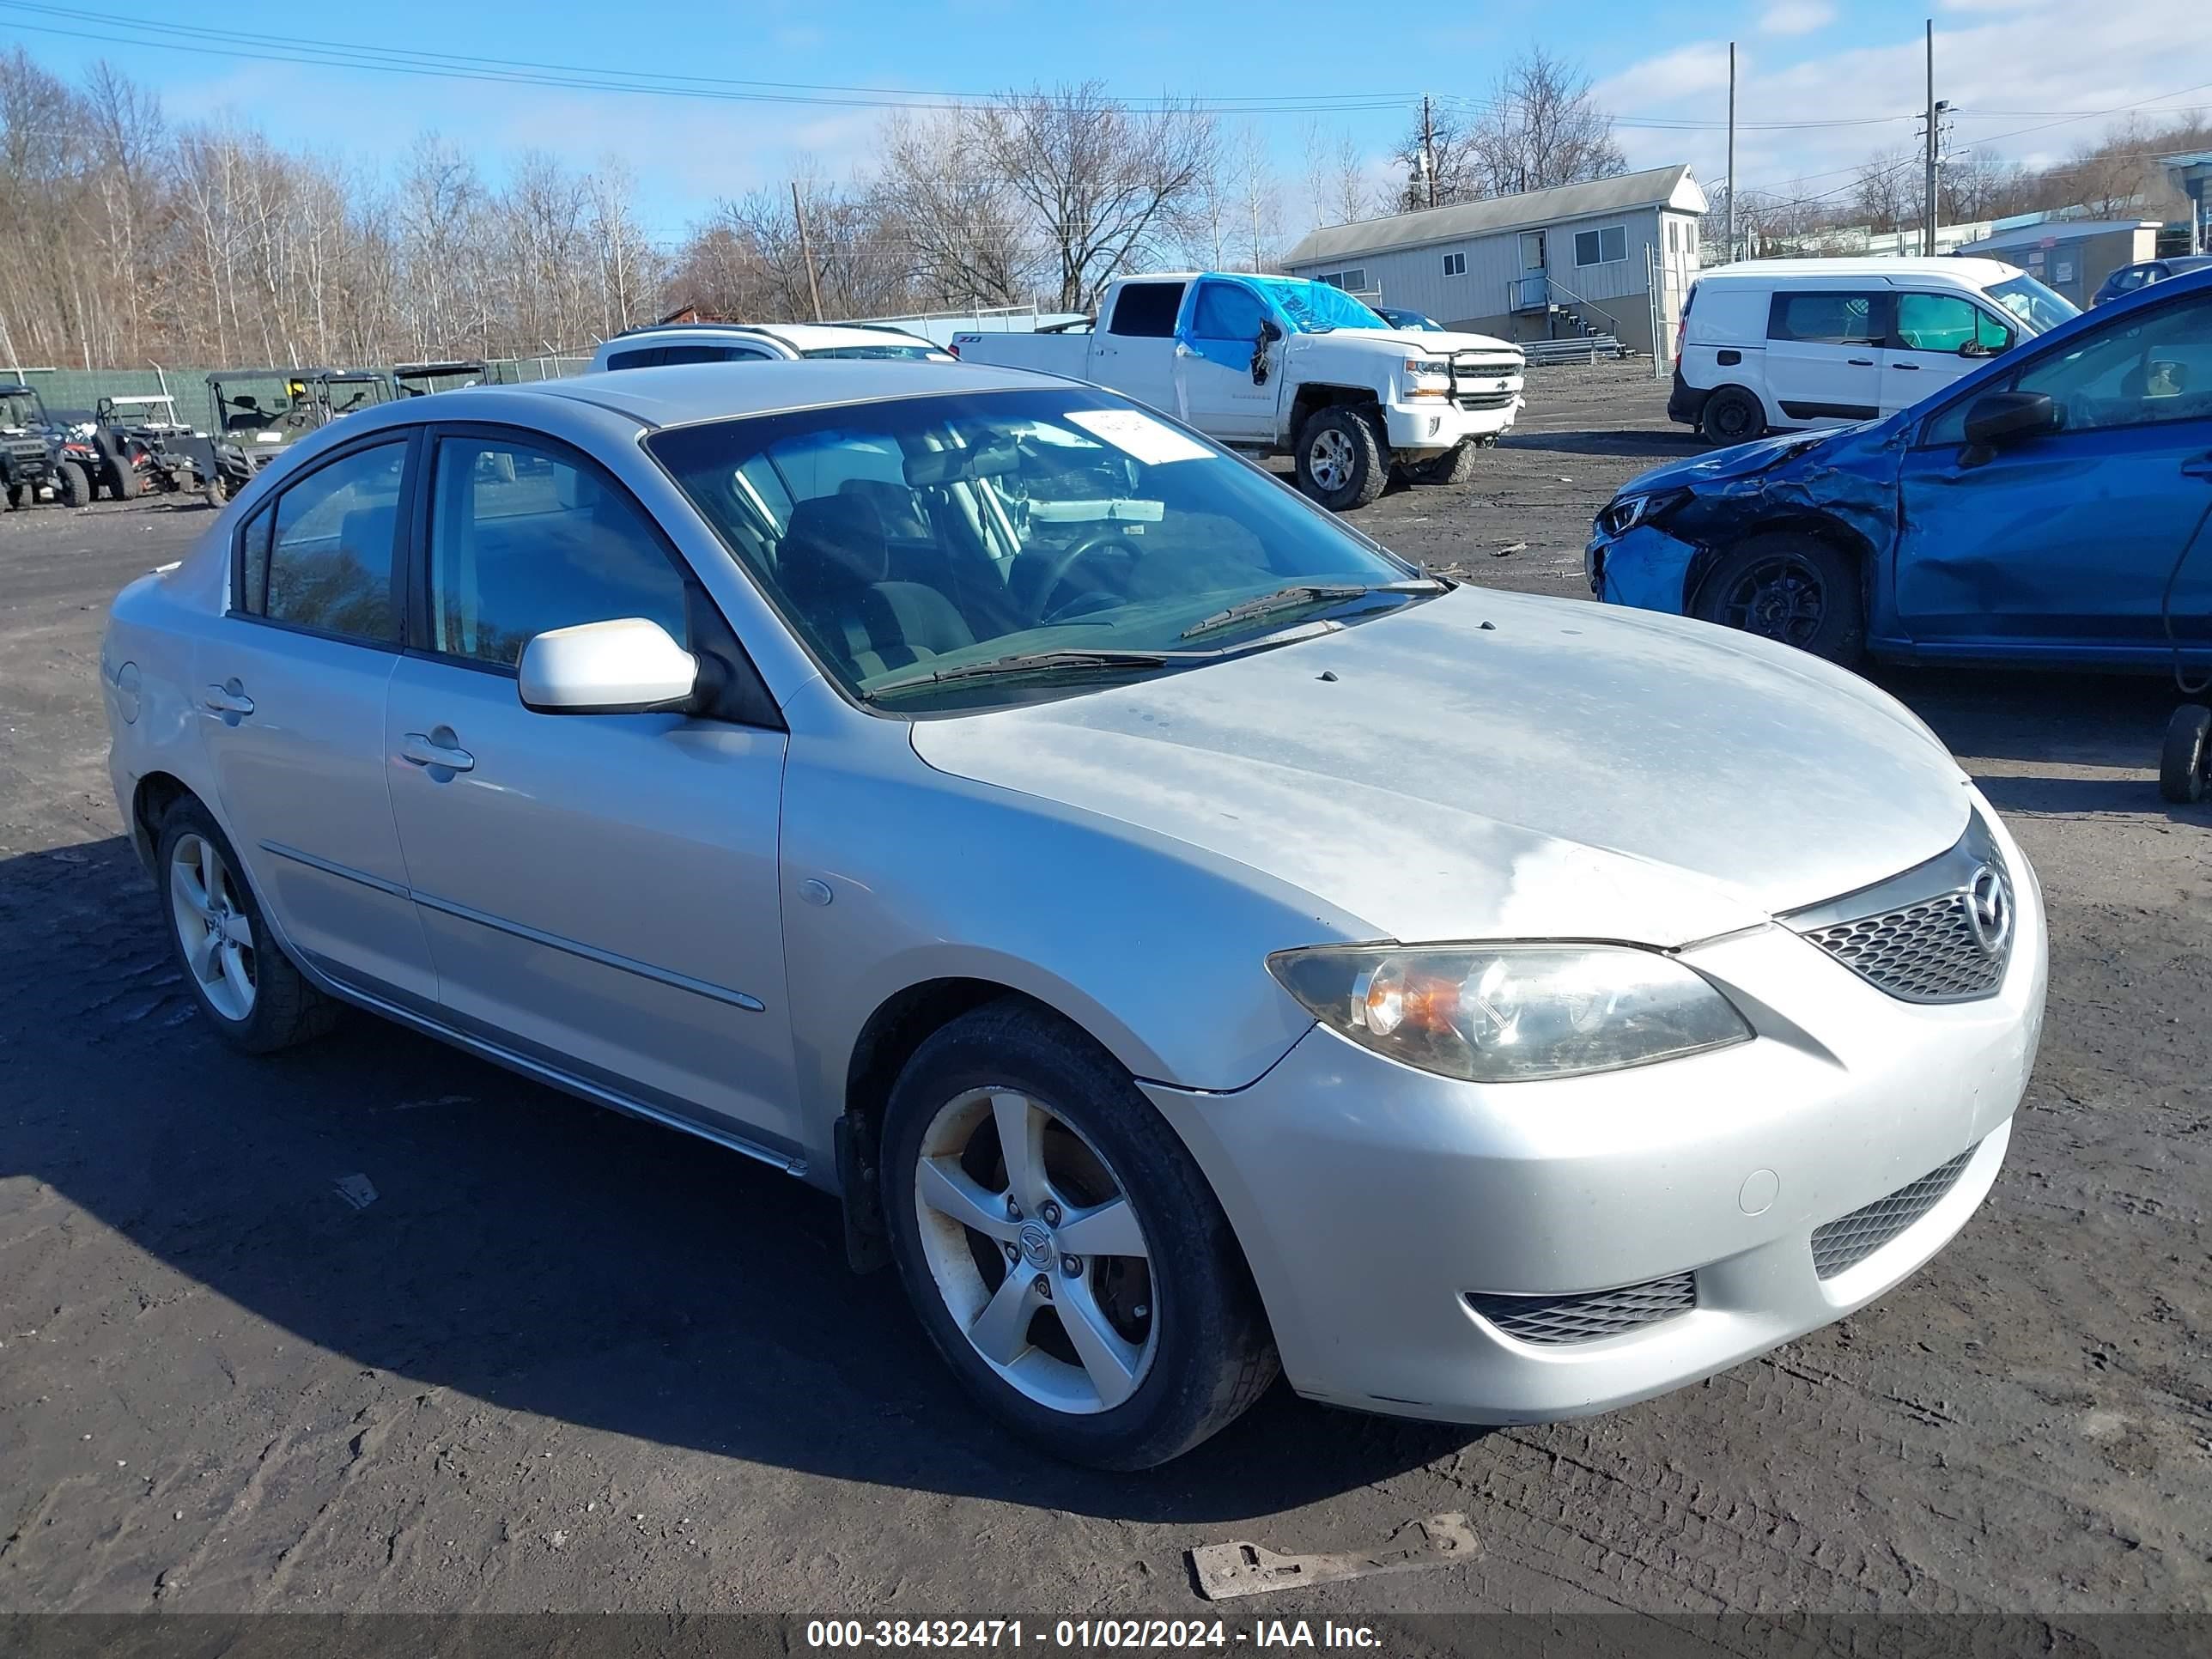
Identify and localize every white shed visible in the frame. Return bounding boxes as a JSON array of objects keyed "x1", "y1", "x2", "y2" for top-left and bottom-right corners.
[{"x1": 1281, "y1": 165, "x2": 1709, "y2": 358}]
